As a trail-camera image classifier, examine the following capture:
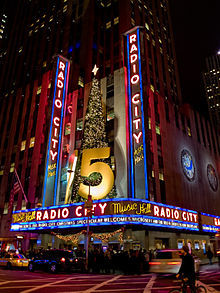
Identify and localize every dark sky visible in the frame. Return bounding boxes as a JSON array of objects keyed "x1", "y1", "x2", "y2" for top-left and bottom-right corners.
[{"x1": 169, "y1": 0, "x2": 220, "y2": 113}]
